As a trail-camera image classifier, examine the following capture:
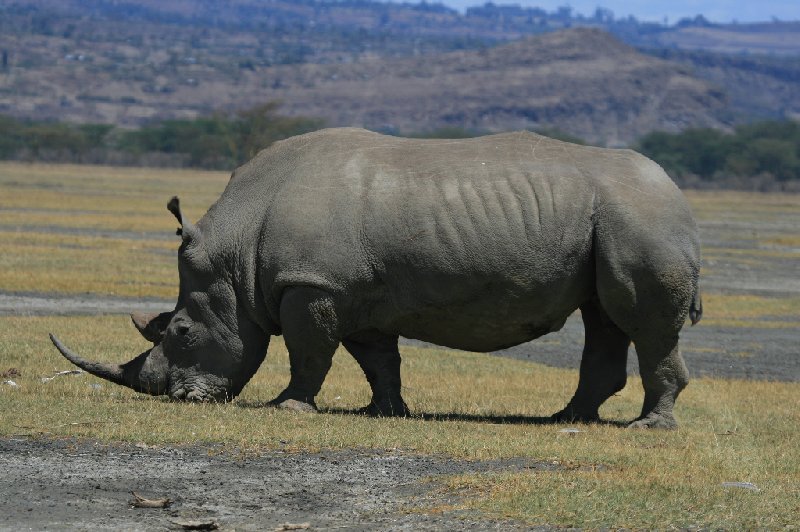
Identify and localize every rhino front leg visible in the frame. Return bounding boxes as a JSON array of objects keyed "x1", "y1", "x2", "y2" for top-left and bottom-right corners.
[
  {"x1": 552, "y1": 300, "x2": 630, "y2": 423},
  {"x1": 270, "y1": 287, "x2": 340, "y2": 413},
  {"x1": 342, "y1": 334, "x2": 409, "y2": 417}
]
